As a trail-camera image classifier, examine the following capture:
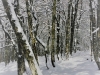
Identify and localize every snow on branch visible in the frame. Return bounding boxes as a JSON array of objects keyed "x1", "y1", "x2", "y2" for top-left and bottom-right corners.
[
  {"x1": 0, "y1": 19, "x2": 15, "y2": 45},
  {"x1": 36, "y1": 36, "x2": 47, "y2": 49},
  {"x1": 92, "y1": 27, "x2": 99, "y2": 34}
]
